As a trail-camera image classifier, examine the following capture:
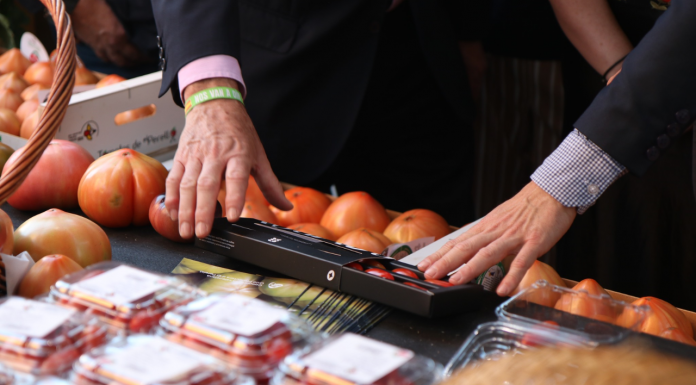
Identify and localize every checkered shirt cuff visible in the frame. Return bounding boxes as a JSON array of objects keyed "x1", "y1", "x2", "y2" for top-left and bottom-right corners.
[{"x1": 531, "y1": 129, "x2": 628, "y2": 214}]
